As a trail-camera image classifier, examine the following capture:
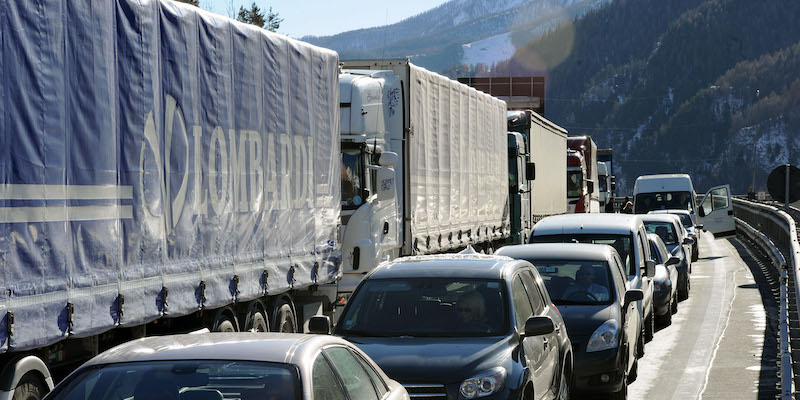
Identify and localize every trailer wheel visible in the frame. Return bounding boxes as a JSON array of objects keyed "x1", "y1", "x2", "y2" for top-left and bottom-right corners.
[
  {"x1": 273, "y1": 300, "x2": 297, "y2": 333},
  {"x1": 13, "y1": 373, "x2": 47, "y2": 400},
  {"x1": 214, "y1": 315, "x2": 237, "y2": 332},
  {"x1": 247, "y1": 310, "x2": 269, "y2": 332}
]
